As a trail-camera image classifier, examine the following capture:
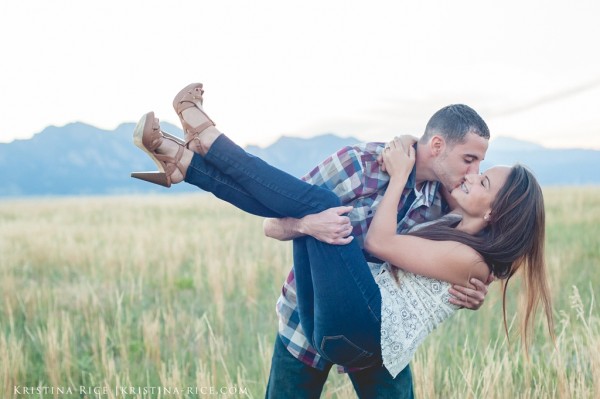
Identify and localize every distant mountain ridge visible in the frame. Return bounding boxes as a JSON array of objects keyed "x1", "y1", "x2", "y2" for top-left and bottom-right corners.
[
  {"x1": 245, "y1": 133, "x2": 360, "y2": 178},
  {"x1": 480, "y1": 136, "x2": 600, "y2": 186},
  {"x1": 1, "y1": 123, "x2": 598, "y2": 196}
]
